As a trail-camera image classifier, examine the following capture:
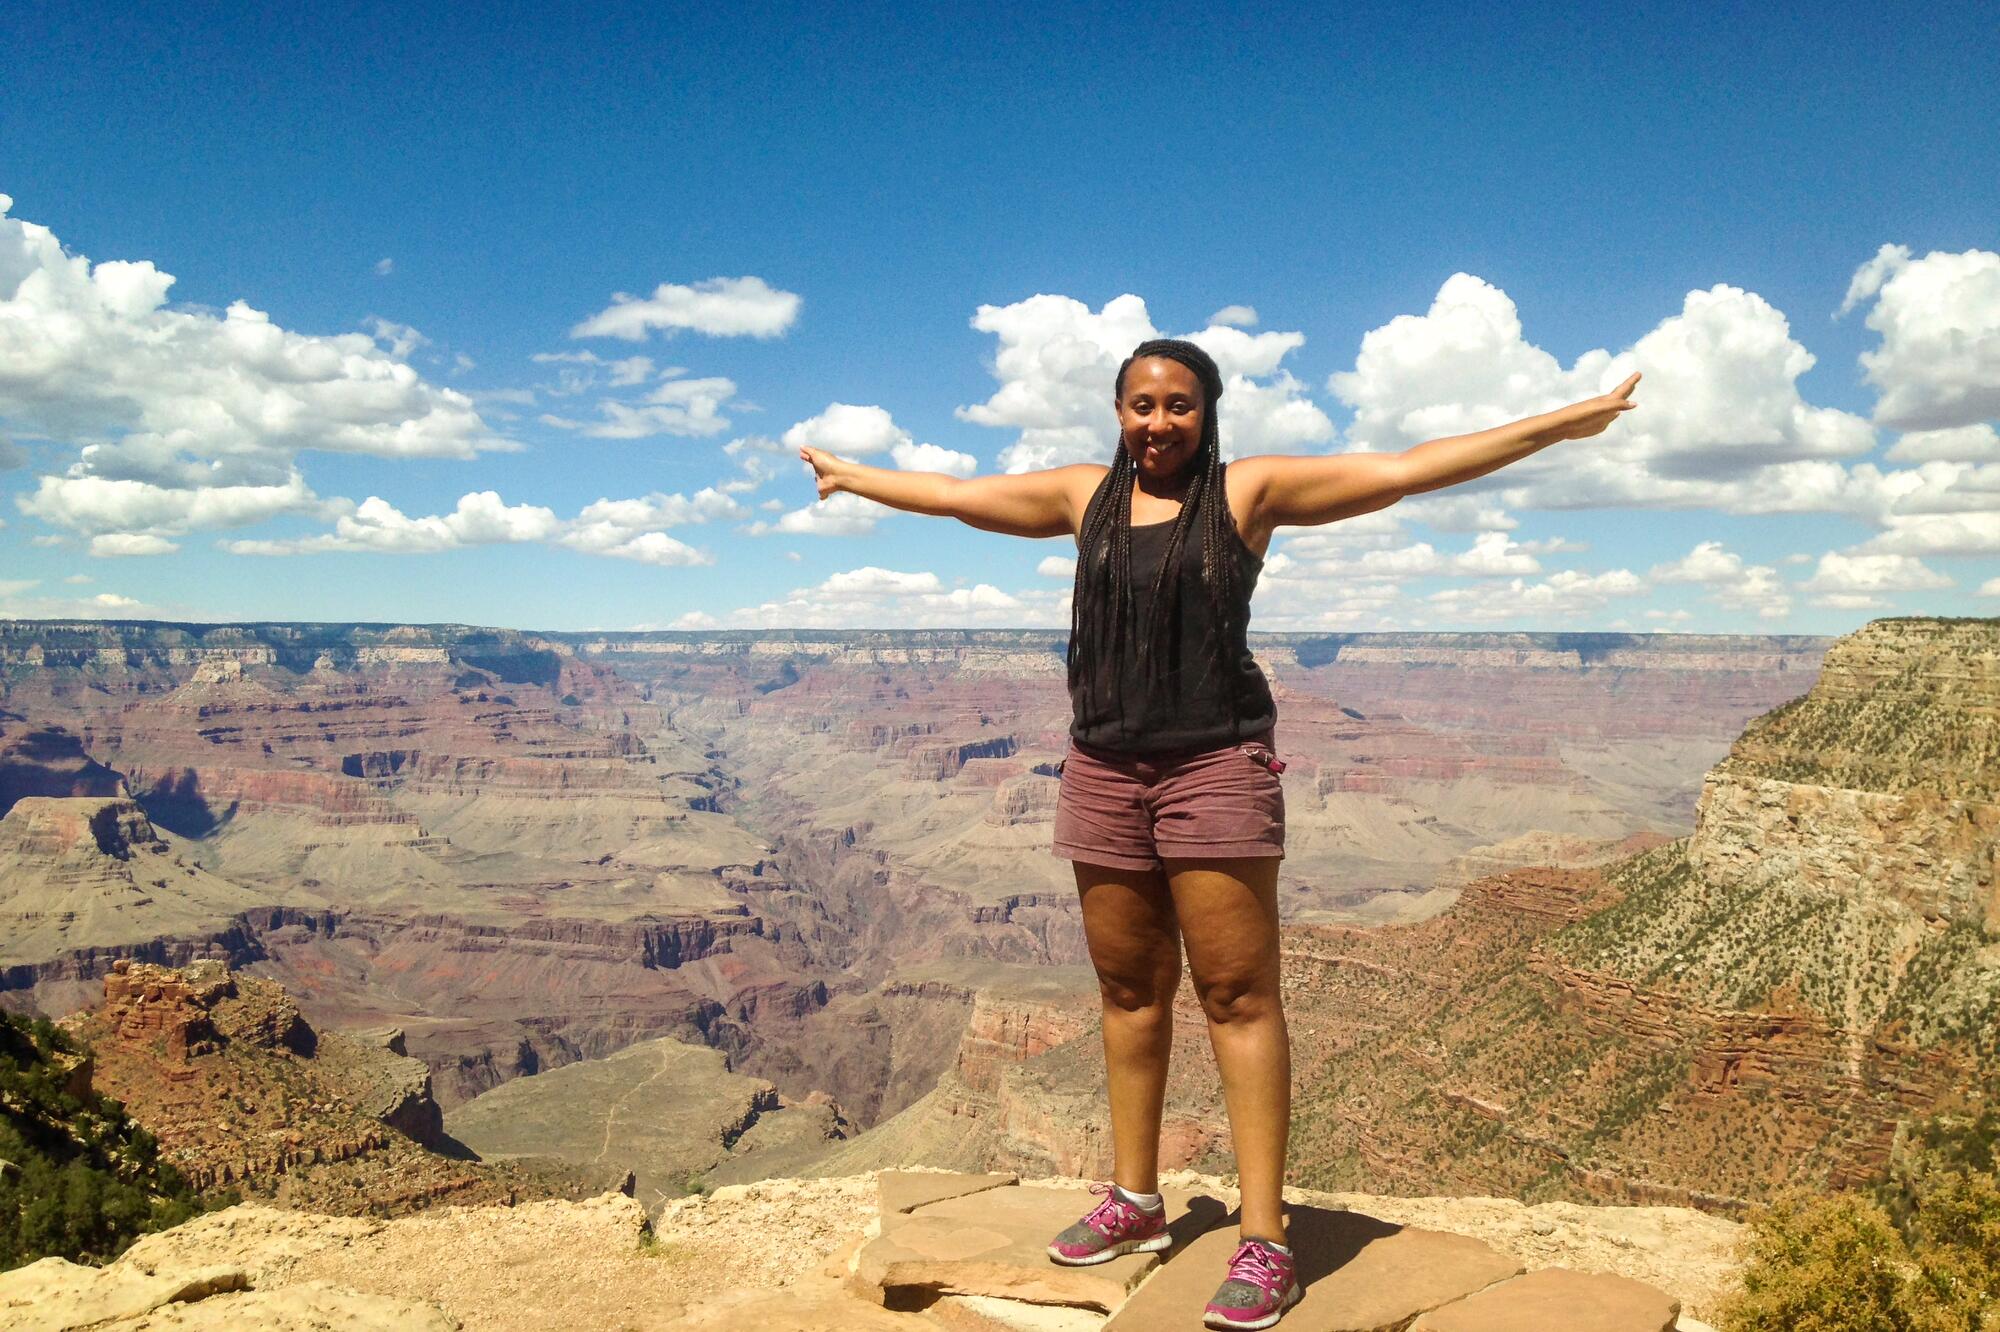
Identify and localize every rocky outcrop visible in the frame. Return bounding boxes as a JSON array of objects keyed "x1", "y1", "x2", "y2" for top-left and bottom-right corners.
[
  {"x1": 65, "y1": 962, "x2": 590, "y2": 1211},
  {"x1": 0, "y1": 1173, "x2": 1738, "y2": 1332},
  {"x1": 1689, "y1": 618, "x2": 1999, "y2": 930},
  {"x1": 0, "y1": 720, "x2": 125, "y2": 817}
]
